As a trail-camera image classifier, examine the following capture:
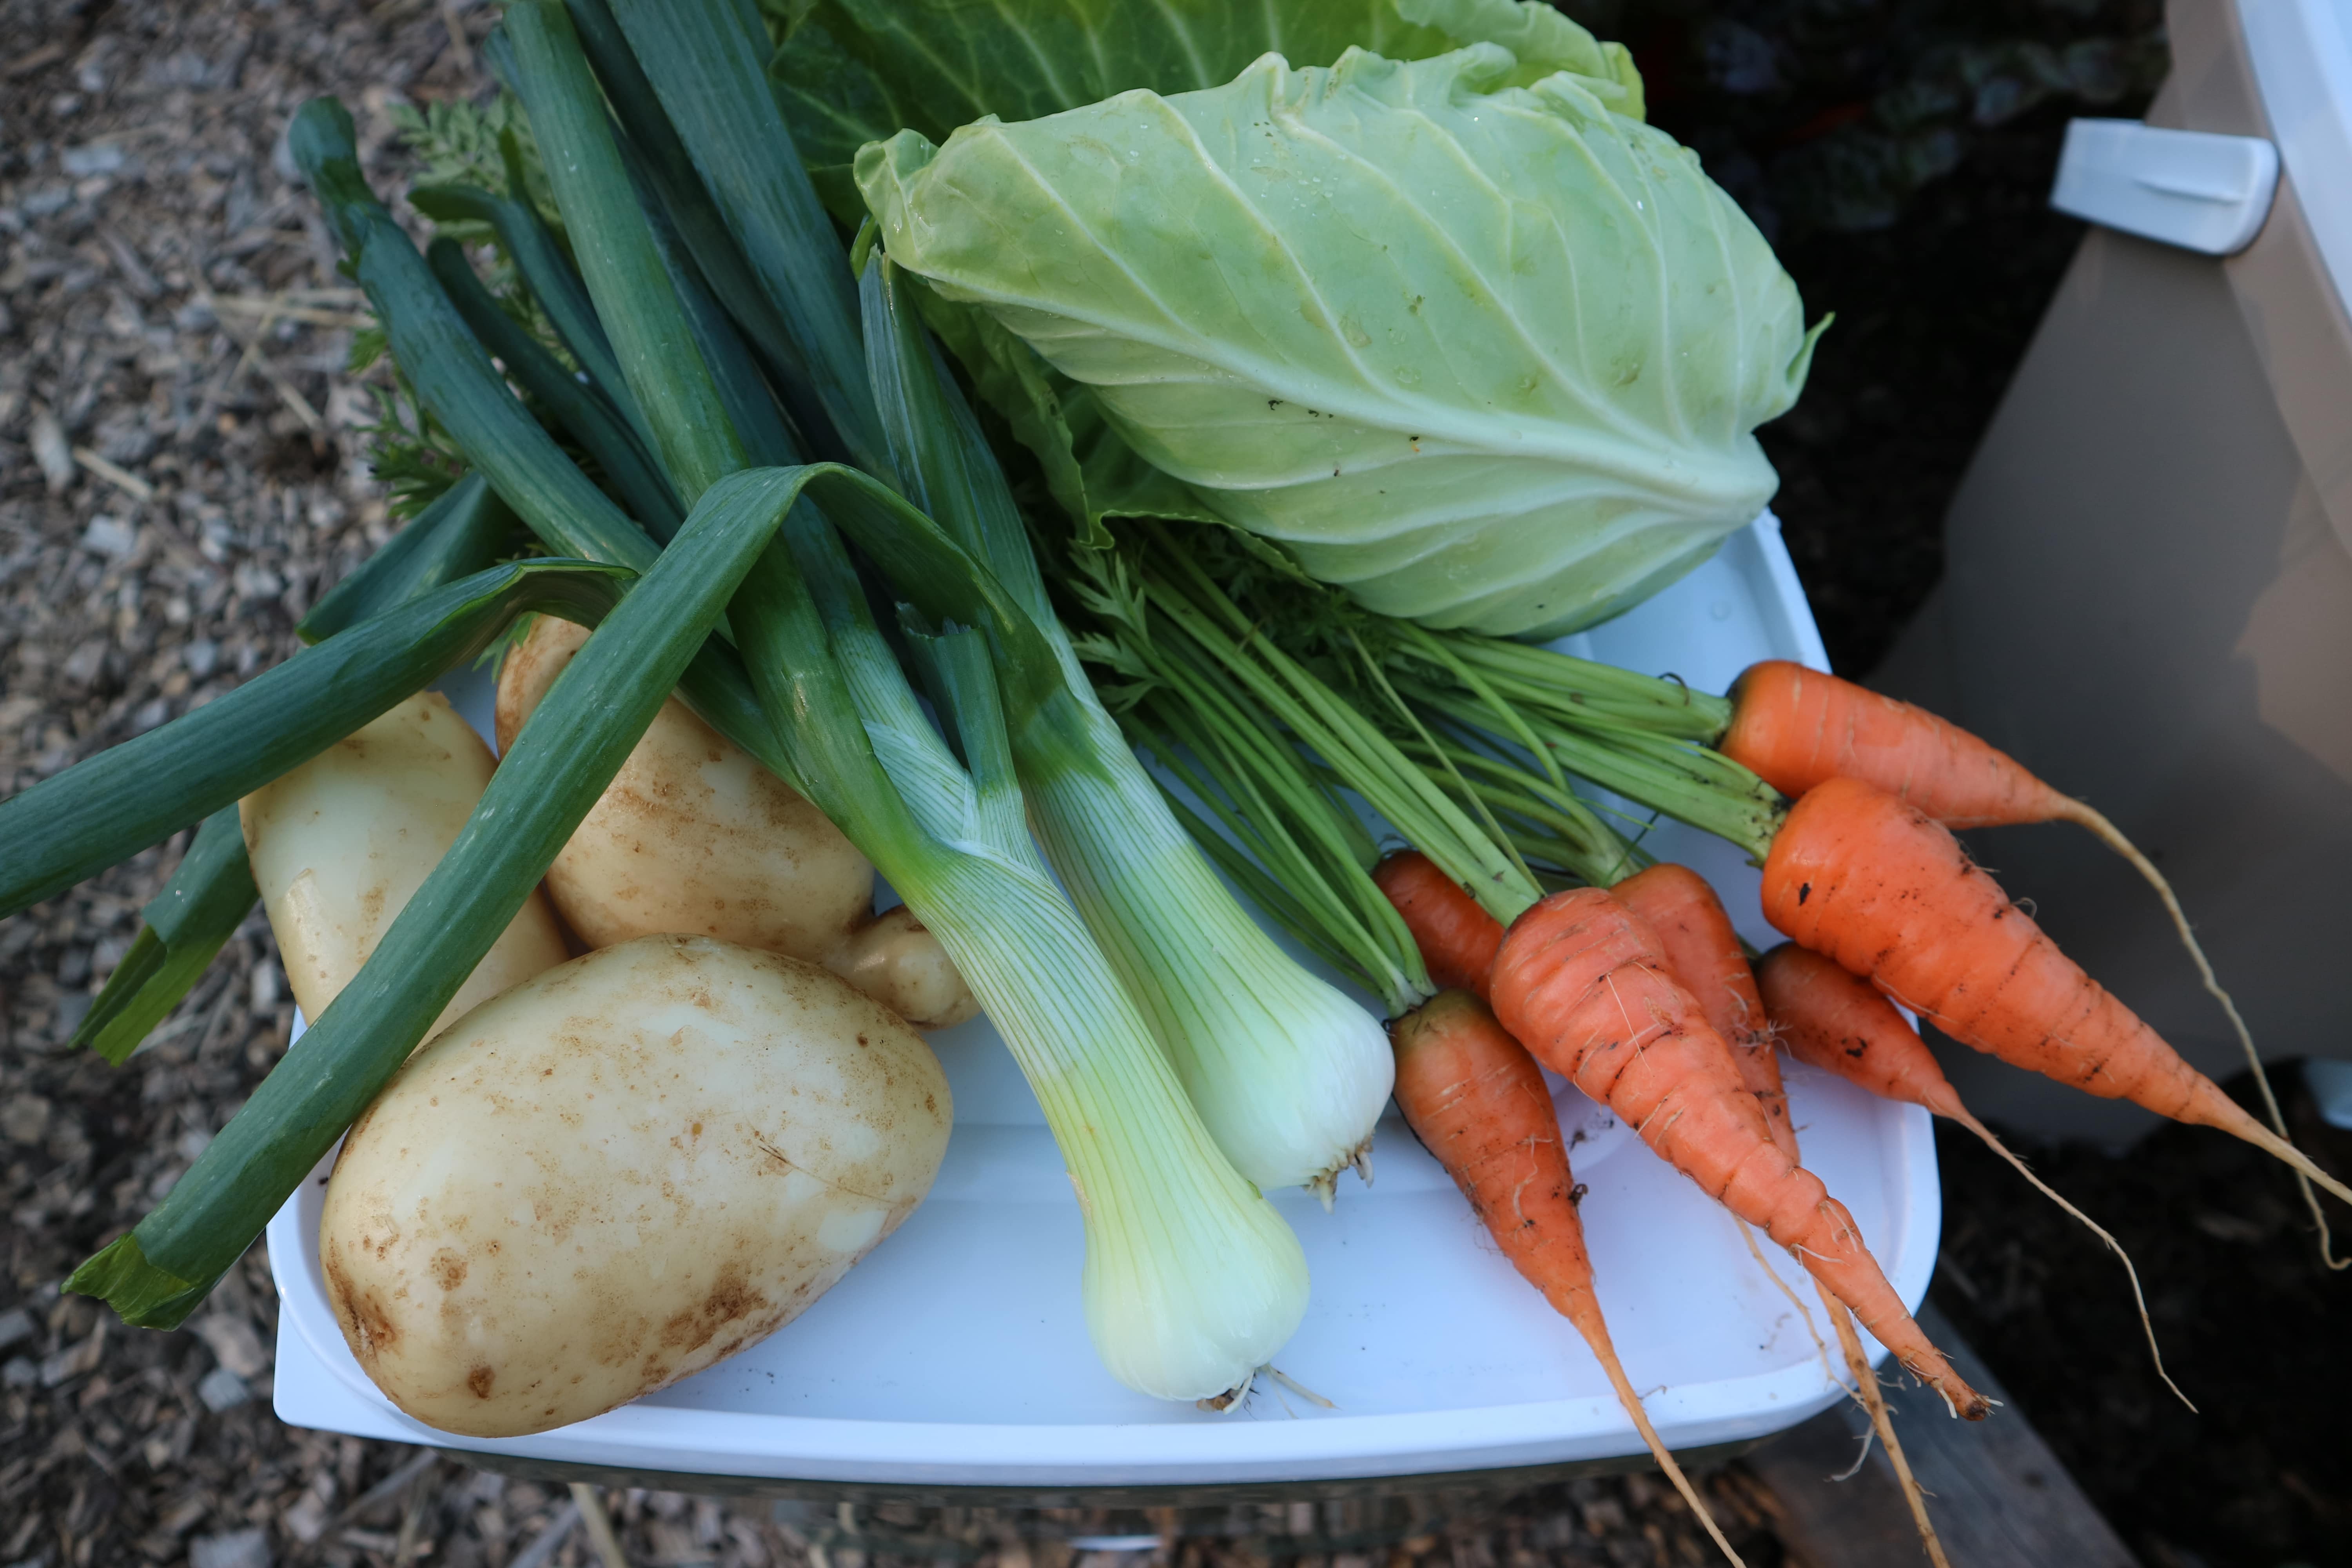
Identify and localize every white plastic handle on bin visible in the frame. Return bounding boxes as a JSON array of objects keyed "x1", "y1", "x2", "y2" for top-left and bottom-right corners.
[
  {"x1": 2050, "y1": 118, "x2": 2280, "y2": 256},
  {"x1": 2306, "y1": 1060, "x2": 2352, "y2": 1131}
]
